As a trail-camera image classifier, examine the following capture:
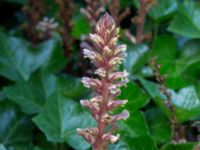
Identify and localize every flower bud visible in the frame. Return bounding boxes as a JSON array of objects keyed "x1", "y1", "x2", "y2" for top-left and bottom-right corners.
[
  {"x1": 94, "y1": 68, "x2": 106, "y2": 77},
  {"x1": 77, "y1": 128, "x2": 99, "y2": 144},
  {"x1": 81, "y1": 77, "x2": 101, "y2": 89},
  {"x1": 102, "y1": 133, "x2": 120, "y2": 144},
  {"x1": 107, "y1": 100, "x2": 128, "y2": 110}
]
